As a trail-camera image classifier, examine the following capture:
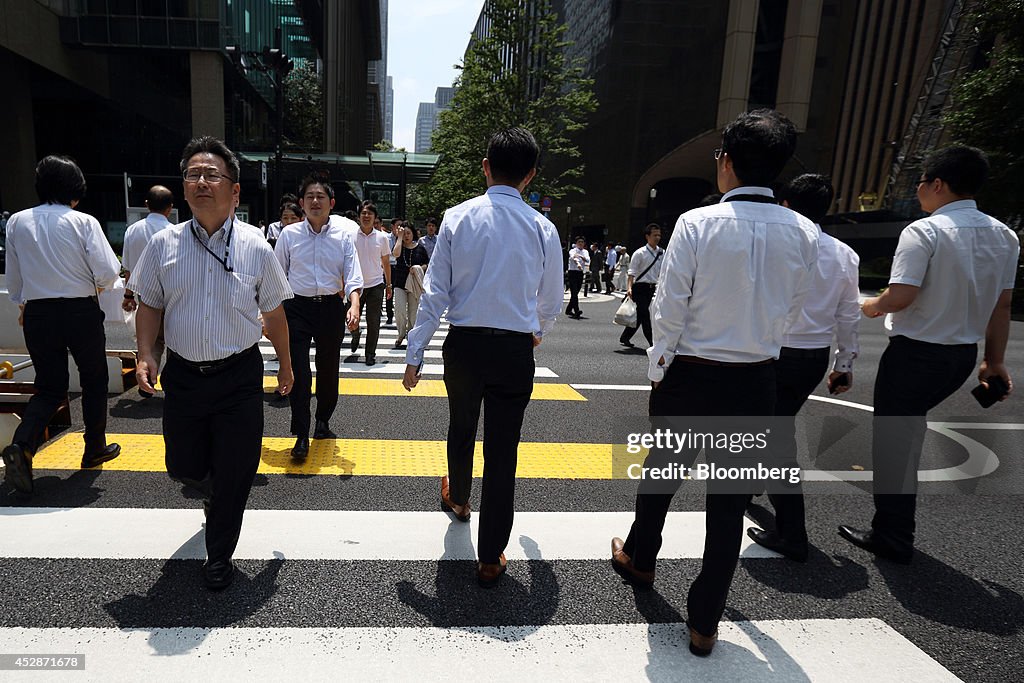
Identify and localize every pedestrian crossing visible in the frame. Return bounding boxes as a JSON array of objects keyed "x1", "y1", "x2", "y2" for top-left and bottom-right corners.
[
  {"x1": 258, "y1": 319, "x2": 561, "y2": 379},
  {"x1": 0, "y1": 311, "x2": 966, "y2": 681}
]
